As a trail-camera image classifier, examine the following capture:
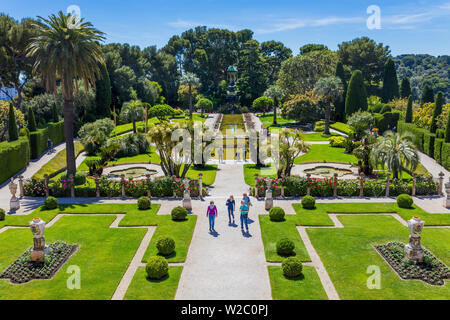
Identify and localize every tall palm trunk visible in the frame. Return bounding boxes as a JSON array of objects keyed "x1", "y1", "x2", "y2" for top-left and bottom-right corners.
[
  {"x1": 273, "y1": 97, "x2": 278, "y2": 125},
  {"x1": 189, "y1": 84, "x2": 193, "y2": 120},
  {"x1": 132, "y1": 120, "x2": 137, "y2": 134},
  {"x1": 64, "y1": 88, "x2": 76, "y2": 176},
  {"x1": 324, "y1": 98, "x2": 331, "y2": 135}
]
